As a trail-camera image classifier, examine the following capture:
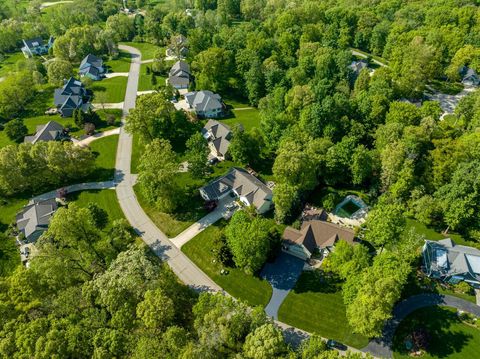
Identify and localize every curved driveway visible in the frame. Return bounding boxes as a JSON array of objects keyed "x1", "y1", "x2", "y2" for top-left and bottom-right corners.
[
  {"x1": 364, "y1": 293, "x2": 480, "y2": 358},
  {"x1": 114, "y1": 45, "x2": 221, "y2": 292}
]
